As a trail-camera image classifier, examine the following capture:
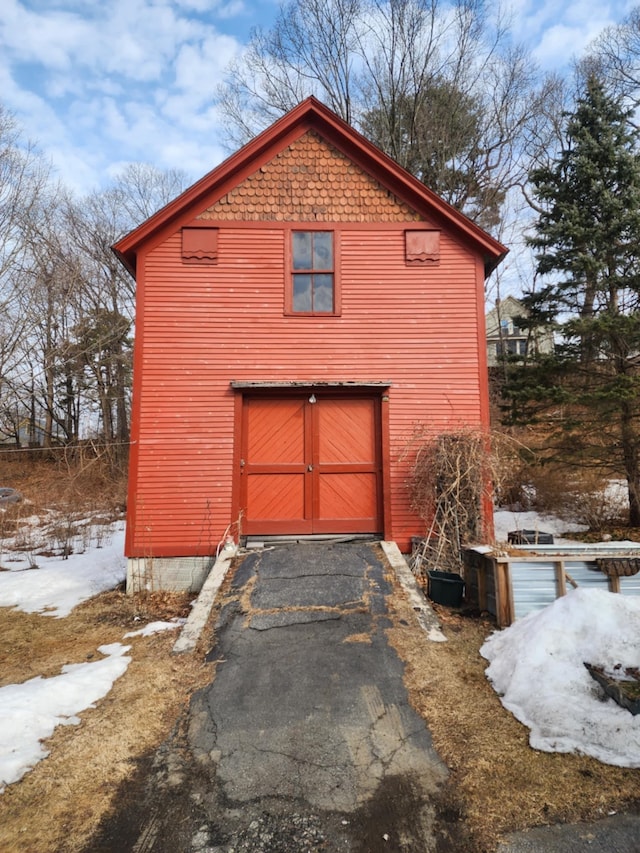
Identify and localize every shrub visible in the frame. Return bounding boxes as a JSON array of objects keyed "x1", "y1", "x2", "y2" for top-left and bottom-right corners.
[{"x1": 408, "y1": 427, "x2": 523, "y2": 576}]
